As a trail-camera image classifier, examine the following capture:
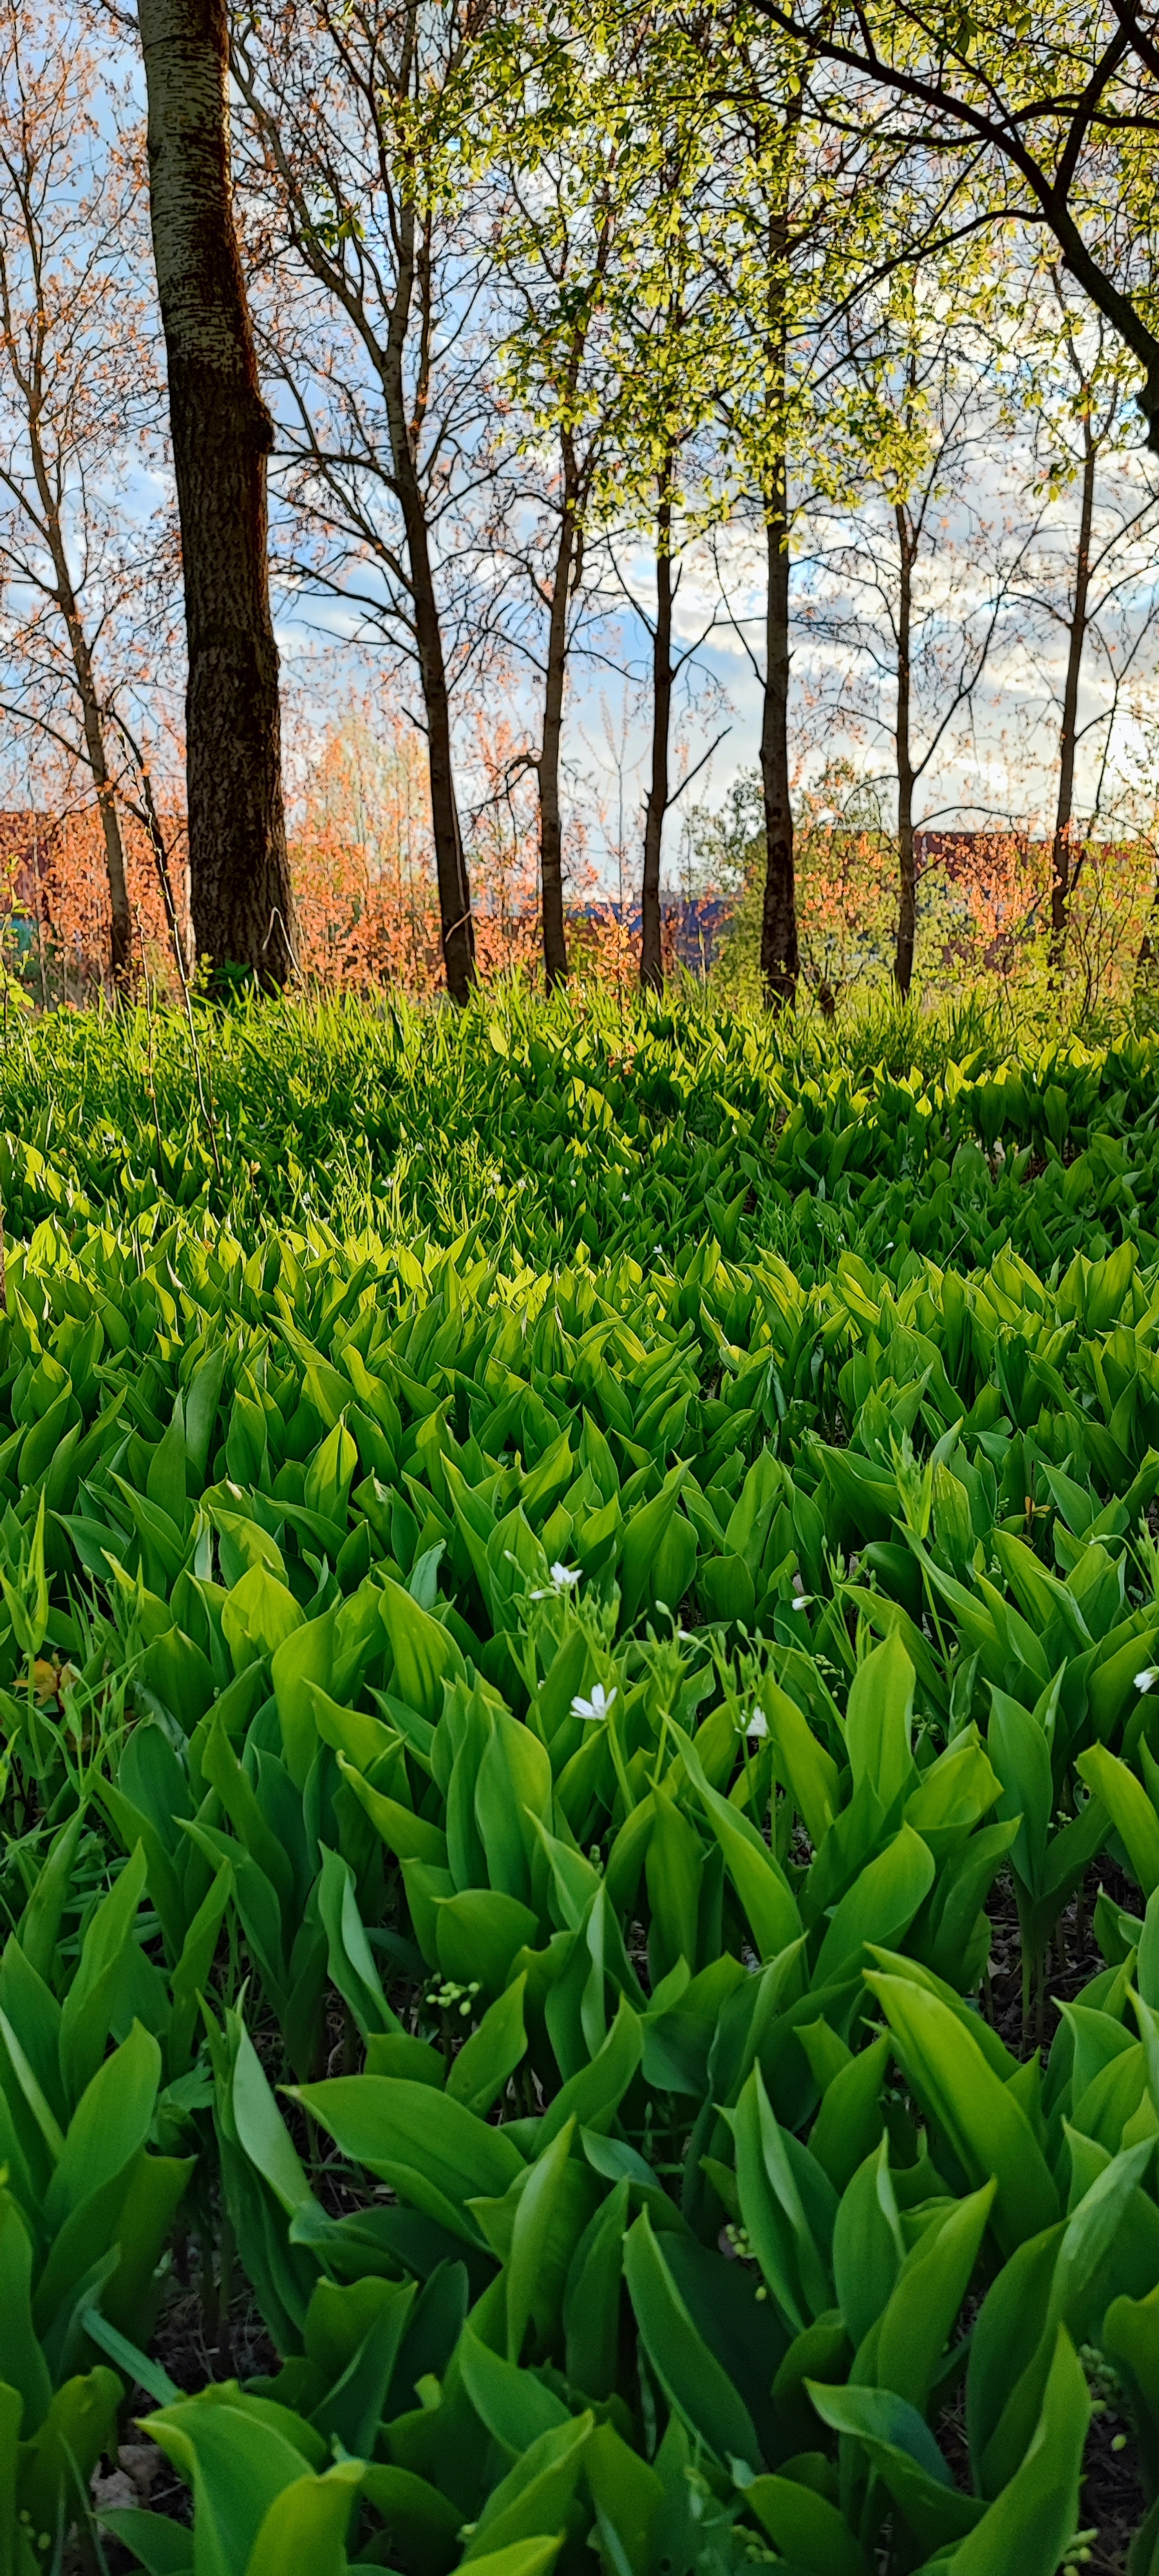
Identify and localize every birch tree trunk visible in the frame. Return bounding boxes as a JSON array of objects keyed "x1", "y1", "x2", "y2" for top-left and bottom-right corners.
[{"x1": 136, "y1": 0, "x2": 295, "y2": 988}]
